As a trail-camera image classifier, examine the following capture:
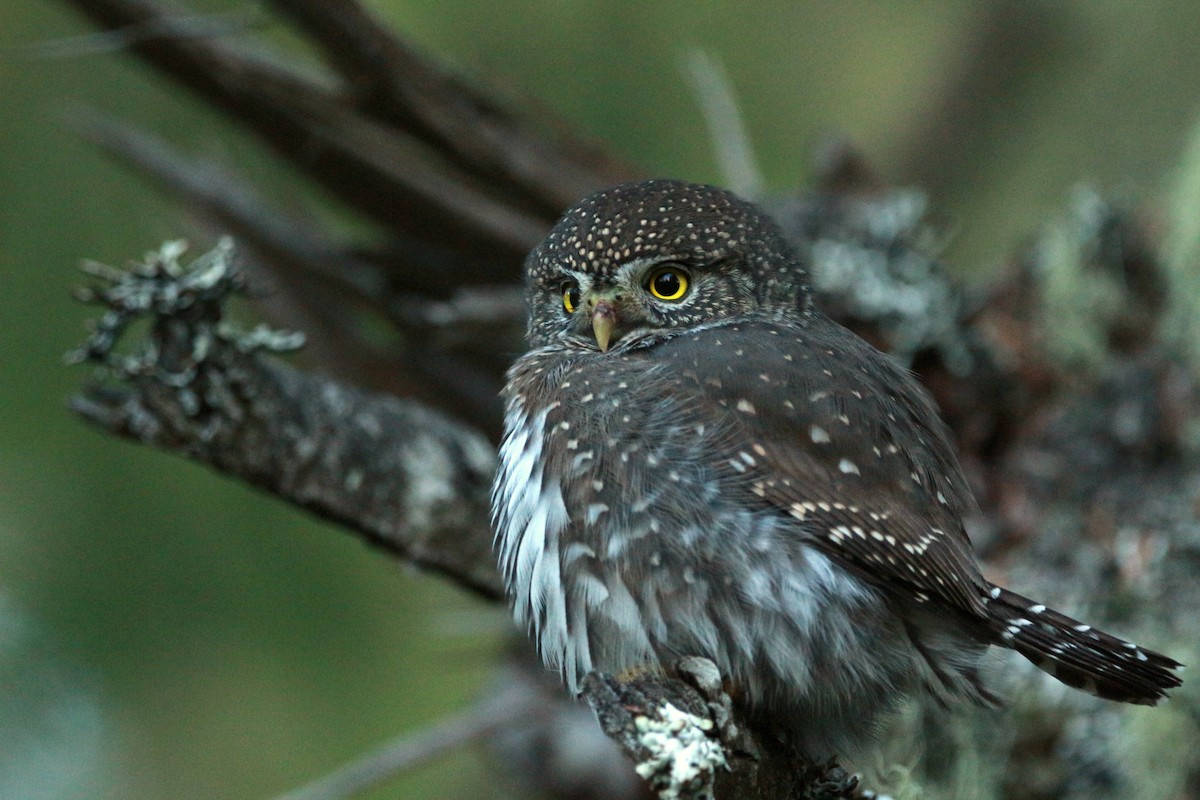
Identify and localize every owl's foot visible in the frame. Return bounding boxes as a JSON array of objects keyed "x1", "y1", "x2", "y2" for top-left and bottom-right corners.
[
  {"x1": 673, "y1": 656, "x2": 758, "y2": 759},
  {"x1": 608, "y1": 658, "x2": 749, "y2": 754},
  {"x1": 583, "y1": 669, "x2": 729, "y2": 800},
  {"x1": 613, "y1": 662, "x2": 662, "y2": 684},
  {"x1": 583, "y1": 665, "x2": 865, "y2": 799}
]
